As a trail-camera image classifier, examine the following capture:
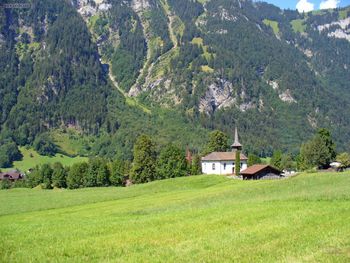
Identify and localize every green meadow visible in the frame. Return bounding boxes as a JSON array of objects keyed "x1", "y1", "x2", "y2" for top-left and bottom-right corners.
[
  {"x1": 1, "y1": 172, "x2": 350, "y2": 262},
  {"x1": 1, "y1": 147, "x2": 88, "y2": 172}
]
